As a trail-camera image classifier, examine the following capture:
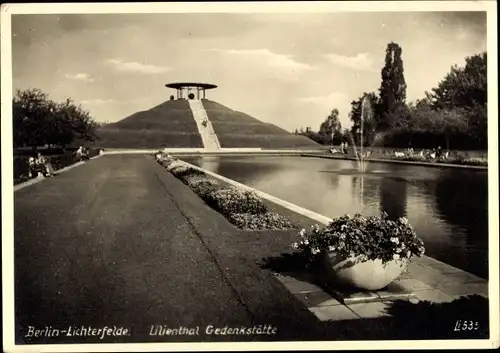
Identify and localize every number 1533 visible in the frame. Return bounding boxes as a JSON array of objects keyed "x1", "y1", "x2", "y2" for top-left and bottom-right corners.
[{"x1": 454, "y1": 320, "x2": 479, "y2": 331}]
